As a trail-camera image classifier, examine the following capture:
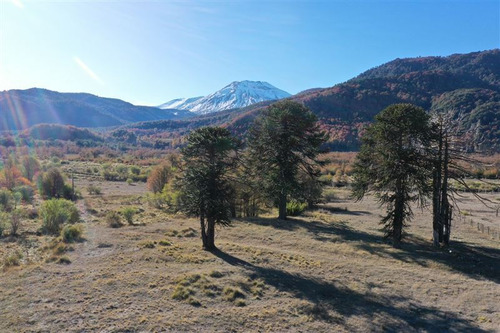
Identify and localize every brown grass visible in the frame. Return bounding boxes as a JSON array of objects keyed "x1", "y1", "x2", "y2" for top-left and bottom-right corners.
[{"x1": 0, "y1": 174, "x2": 499, "y2": 332}]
